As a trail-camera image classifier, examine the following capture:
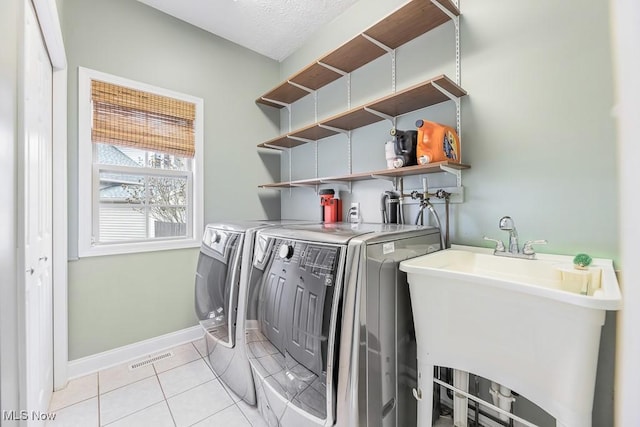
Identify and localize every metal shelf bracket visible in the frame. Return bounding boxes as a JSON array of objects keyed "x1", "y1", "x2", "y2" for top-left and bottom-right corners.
[
  {"x1": 320, "y1": 179, "x2": 349, "y2": 186},
  {"x1": 432, "y1": 81, "x2": 462, "y2": 140},
  {"x1": 430, "y1": 0, "x2": 458, "y2": 21},
  {"x1": 317, "y1": 61, "x2": 348, "y2": 76},
  {"x1": 364, "y1": 107, "x2": 396, "y2": 126},
  {"x1": 431, "y1": 81, "x2": 459, "y2": 102},
  {"x1": 318, "y1": 180, "x2": 352, "y2": 195},
  {"x1": 318, "y1": 124, "x2": 349, "y2": 134},
  {"x1": 431, "y1": 0, "x2": 462, "y2": 135},
  {"x1": 291, "y1": 182, "x2": 318, "y2": 189},
  {"x1": 347, "y1": 73, "x2": 351, "y2": 109},
  {"x1": 440, "y1": 165, "x2": 462, "y2": 187},
  {"x1": 287, "y1": 80, "x2": 314, "y2": 94},
  {"x1": 261, "y1": 143, "x2": 289, "y2": 151},
  {"x1": 371, "y1": 174, "x2": 398, "y2": 183},
  {"x1": 391, "y1": 49, "x2": 397, "y2": 93},
  {"x1": 361, "y1": 33, "x2": 393, "y2": 53},
  {"x1": 288, "y1": 135, "x2": 315, "y2": 144},
  {"x1": 347, "y1": 130, "x2": 352, "y2": 175},
  {"x1": 260, "y1": 97, "x2": 290, "y2": 108}
]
